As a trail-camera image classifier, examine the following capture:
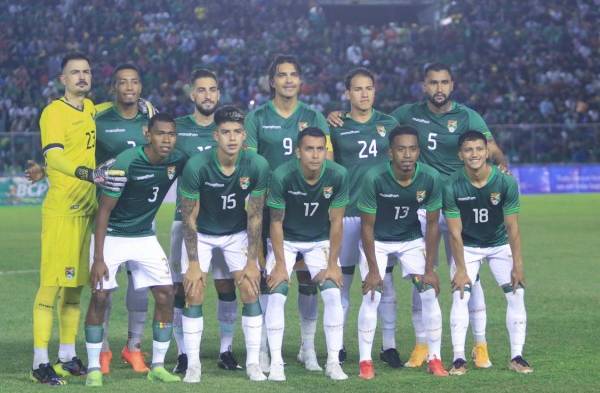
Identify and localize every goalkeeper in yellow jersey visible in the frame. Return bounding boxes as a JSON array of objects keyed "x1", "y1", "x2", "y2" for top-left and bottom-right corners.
[{"x1": 31, "y1": 53, "x2": 126, "y2": 386}]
